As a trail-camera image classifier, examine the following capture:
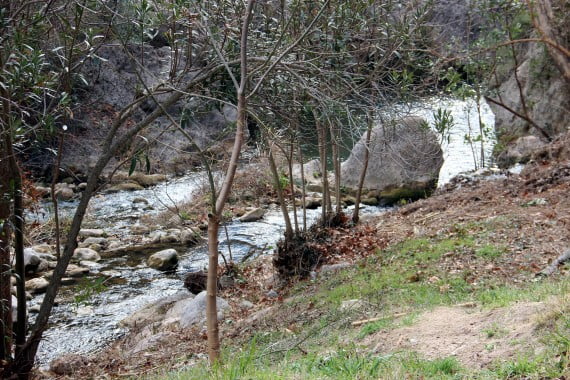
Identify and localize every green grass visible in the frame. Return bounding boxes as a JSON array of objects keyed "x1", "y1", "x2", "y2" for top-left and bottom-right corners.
[{"x1": 150, "y1": 223, "x2": 570, "y2": 380}]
